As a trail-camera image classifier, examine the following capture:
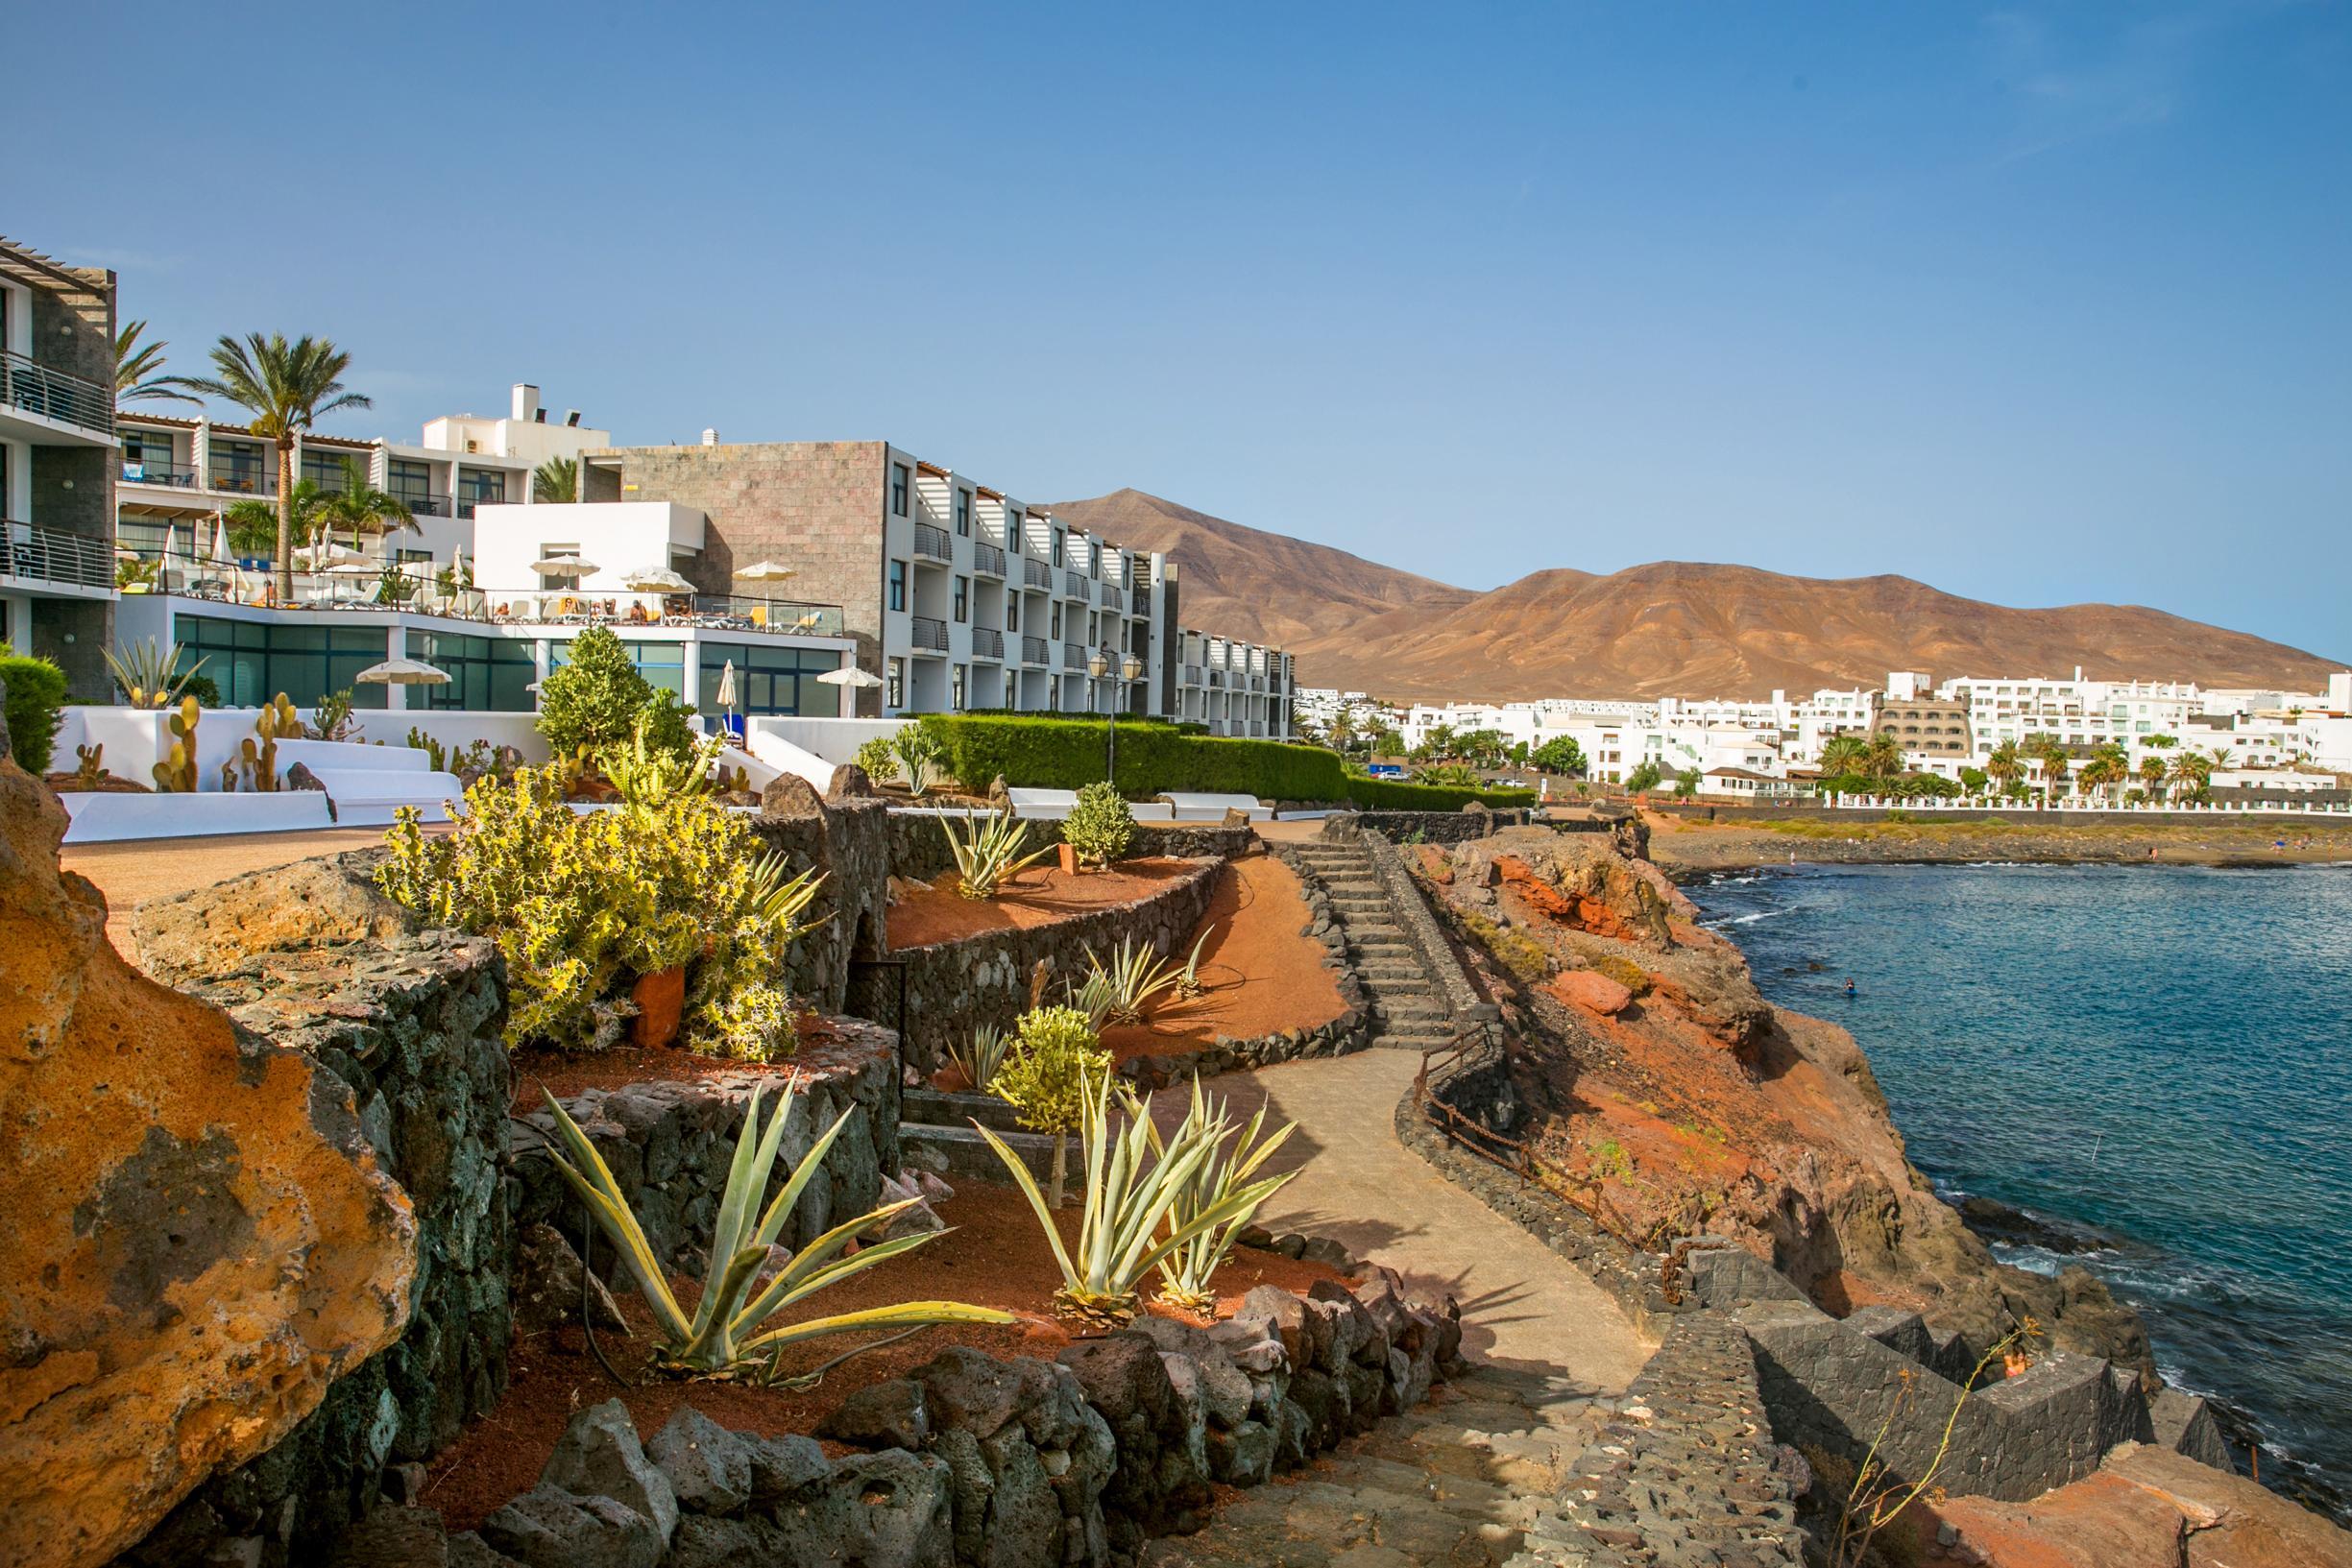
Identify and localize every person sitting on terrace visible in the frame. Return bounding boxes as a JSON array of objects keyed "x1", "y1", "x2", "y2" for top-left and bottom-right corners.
[{"x1": 625, "y1": 599, "x2": 649, "y2": 624}]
